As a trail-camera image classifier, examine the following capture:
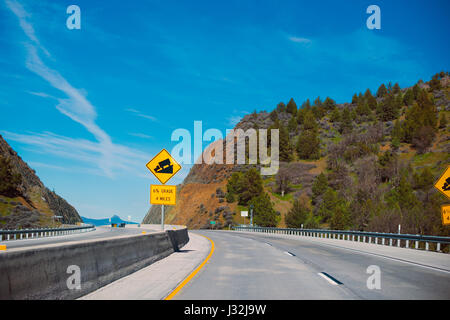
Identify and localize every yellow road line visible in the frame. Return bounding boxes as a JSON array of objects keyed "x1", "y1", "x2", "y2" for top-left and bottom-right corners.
[{"x1": 164, "y1": 234, "x2": 215, "y2": 300}]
